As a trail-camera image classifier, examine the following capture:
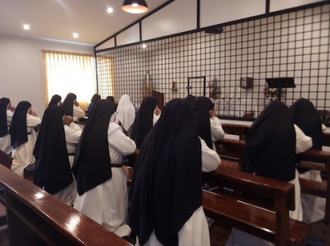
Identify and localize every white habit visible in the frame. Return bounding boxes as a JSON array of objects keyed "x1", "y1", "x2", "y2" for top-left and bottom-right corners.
[
  {"x1": 210, "y1": 116, "x2": 225, "y2": 150},
  {"x1": 74, "y1": 122, "x2": 136, "y2": 237},
  {"x1": 0, "y1": 109, "x2": 13, "y2": 154},
  {"x1": 11, "y1": 113, "x2": 41, "y2": 177}
]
